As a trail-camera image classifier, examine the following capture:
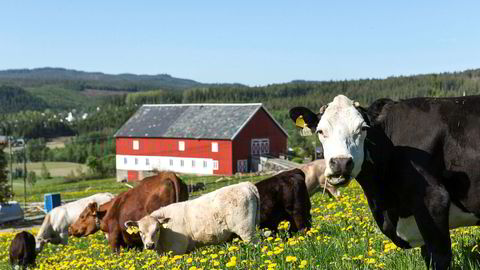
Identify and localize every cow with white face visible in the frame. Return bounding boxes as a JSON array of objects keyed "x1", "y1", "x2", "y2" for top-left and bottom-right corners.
[
  {"x1": 290, "y1": 94, "x2": 480, "y2": 270},
  {"x1": 291, "y1": 95, "x2": 369, "y2": 187},
  {"x1": 125, "y1": 182, "x2": 260, "y2": 255}
]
